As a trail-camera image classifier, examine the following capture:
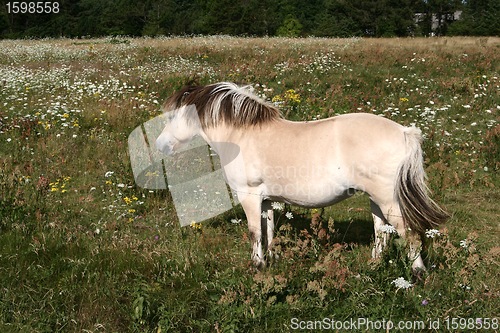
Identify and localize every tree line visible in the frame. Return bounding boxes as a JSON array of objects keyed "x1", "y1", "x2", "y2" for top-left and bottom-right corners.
[{"x1": 1, "y1": 0, "x2": 499, "y2": 38}]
